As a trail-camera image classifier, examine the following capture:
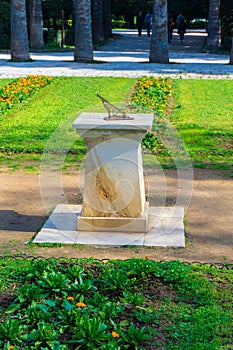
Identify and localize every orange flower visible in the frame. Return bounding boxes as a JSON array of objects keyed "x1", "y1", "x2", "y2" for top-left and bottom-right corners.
[
  {"x1": 67, "y1": 296, "x2": 74, "y2": 301},
  {"x1": 111, "y1": 331, "x2": 120, "y2": 338},
  {"x1": 76, "y1": 301, "x2": 87, "y2": 308},
  {"x1": 58, "y1": 297, "x2": 63, "y2": 301},
  {"x1": 8, "y1": 346, "x2": 15, "y2": 350},
  {"x1": 145, "y1": 256, "x2": 151, "y2": 260}
]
